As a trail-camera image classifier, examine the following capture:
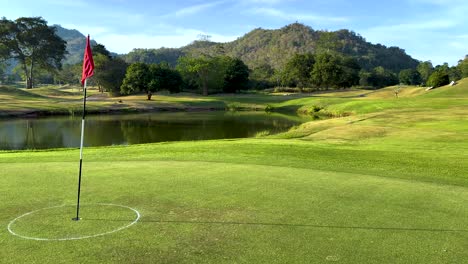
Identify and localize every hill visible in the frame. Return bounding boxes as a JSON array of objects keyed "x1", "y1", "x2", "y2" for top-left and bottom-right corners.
[
  {"x1": 53, "y1": 25, "x2": 98, "y2": 65},
  {"x1": 1, "y1": 25, "x2": 98, "y2": 74},
  {"x1": 123, "y1": 23, "x2": 419, "y2": 74}
]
